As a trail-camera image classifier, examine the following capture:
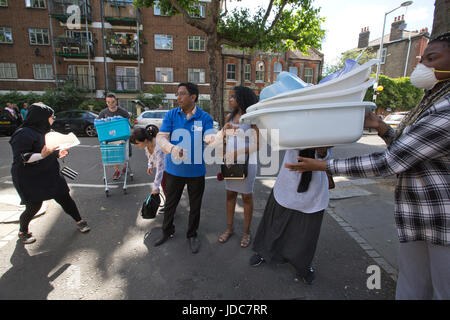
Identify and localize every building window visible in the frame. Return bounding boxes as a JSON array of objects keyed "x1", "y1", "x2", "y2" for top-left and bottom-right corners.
[
  {"x1": 155, "y1": 67, "x2": 173, "y2": 82},
  {"x1": 379, "y1": 48, "x2": 387, "y2": 64},
  {"x1": 188, "y1": 36, "x2": 205, "y2": 51},
  {"x1": 273, "y1": 62, "x2": 282, "y2": 81},
  {"x1": 153, "y1": 1, "x2": 168, "y2": 16},
  {"x1": 33, "y1": 64, "x2": 53, "y2": 80},
  {"x1": 154, "y1": 34, "x2": 173, "y2": 50},
  {"x1": 256, "y1": 61, "x2": 265, "y2": 82},
  {"x1": 116, "y1": 66, "x2": 137, "y2": 91},
  {"x1": 0, "y1": 62, "x2": 17, "y2": 79},
  {"x1": 29, "y1": 28, "x2": 49, "y2": 45},
  {"x1": 289, "y1": 66, "x2": 298, "y2": 76},
  {"x1": 188, "y1": 68, "x2": 205, "y2": 83},
  {"x1": 244, "y1": 64, "x2": 251, "y2": 81},
  {"x1": 0, "y1": 27, "x2": 12, "y2": 43},
  {"x1": 0, "y1": 0, "x2": 8, "y2": 7},
  {"x1": 189, "y1": 3, "x2": 206, "y2": 18},
  {"x1": 226, "y1": 64, "x2": 236, "y2": 81},
  {"x1": 66, "y1": 30, "x2": 92, "y2": 42},
  {"x1": 304, "y1": 68, "x2": 314, "y2": 83},
  {"x1": 25, "y1": 0, "x2": 46, "y2": 8}
]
